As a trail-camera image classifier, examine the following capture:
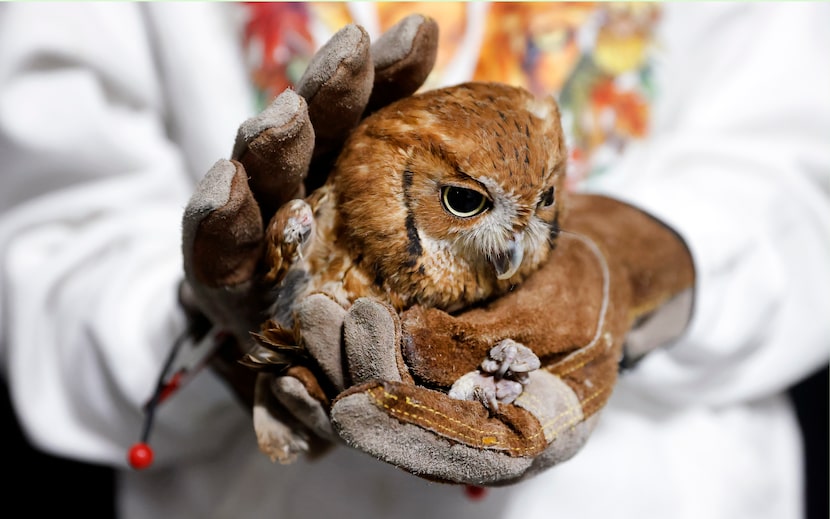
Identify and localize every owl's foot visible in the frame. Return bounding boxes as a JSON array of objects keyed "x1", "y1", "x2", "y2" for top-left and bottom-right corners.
[
  {"x1": 278, "y1": 199, "x2": 314, "y2": 254},
  {"x1": 448, "y1": 339, "x2": 540, "y2": 412},
  {"x1": 264, "y1": 199, "x2": 316, "y2": 285}
]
